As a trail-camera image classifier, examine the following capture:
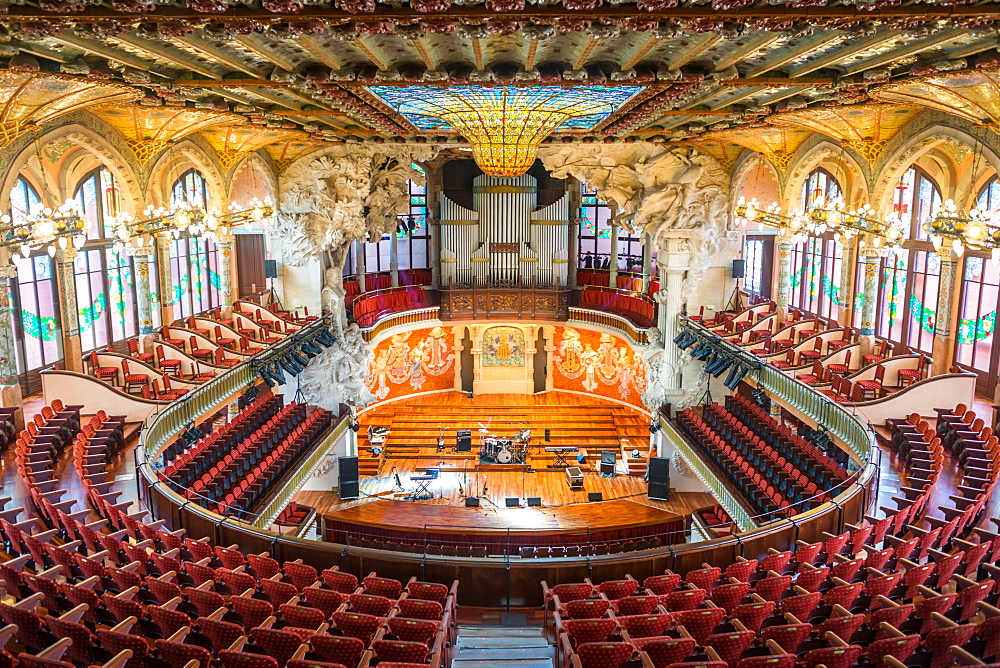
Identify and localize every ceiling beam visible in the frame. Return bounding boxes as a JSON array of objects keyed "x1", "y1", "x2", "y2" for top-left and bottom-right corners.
[
  {"x1": 11, "y1": 5, "x2": 1000, "y2": 20},
  {"x1": 573, "y1": 37, "x2": 599, "y2": 70},
  {"x1": 272, "y1": 109, "x2": 347, "y2": 116},
  {"x1": 235, "y1": 35, "x2": 299, "y2": 72},
  {"x1": 713, "y1": 34, "x2": 781, "y2": 72},
  {"x1": 351, "y1": 37, "x2": 391, "y2": 71},
  {"x1": 525, "y1": 38, "x2": 539, "y2": 71},
  {"x1": 743, "y1": 32, "x2": 842, "y2": 78},
  {"x1": 413, "y1": 38, "x2": 437, "y2": 70},
  {"x1": 296, "y1": 36, "x2": 344, "y2": 70},
  {"x1": 113, "y1": 35, "x2": 220, "y2": 77},
  {"x1": 842, "y1": 30, "x2": 963, "y2": 75},
  {"x1": 669, "y1": 34, "x2": 720, "y2": 69},
  {"x1": 620, "y1": 34, "x2": 660, "y2": 71},
  {"x1": 173, "y1": 35, "x2": 265, "y2": 77},
  {"x1": 471, "y1": 38, "x2": 485, "y2": 70},
  {"x1": 787, "y1": 33, "x2": 891, "y2": 77},
  {"x1": 48, "y1": 33, "x2": 171, "y2": 75}
]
